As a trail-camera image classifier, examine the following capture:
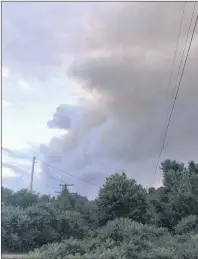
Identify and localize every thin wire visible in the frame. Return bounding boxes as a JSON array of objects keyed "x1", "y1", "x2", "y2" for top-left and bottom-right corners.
[
  {"x1": 151, "y1": 3, "x2": 186, "y2": 186},
  {"x1": 163, "y1": 2, "x2": 187, "y2": 149},
  {"x1": 47, "y1": 174, "x2": 65, "y2": 183},
  {"x1": 37, "y1": 158, "x2": 100, "y2": 188},
  {"x1": 163, "y1": 2, "x2": 197, "y2": 151},
  {"x1": 163, "y1": 14, "x2": 198, "y2": 150},
  {"x1": 165, "y1": 2, "x2": 186, "y2": 100},
  {"x1": 151, "y1": 14, "x2": 198, "y2": 186},
  {"x1": 171, "y1": 2, "x2": 197, "y2": 99}
]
